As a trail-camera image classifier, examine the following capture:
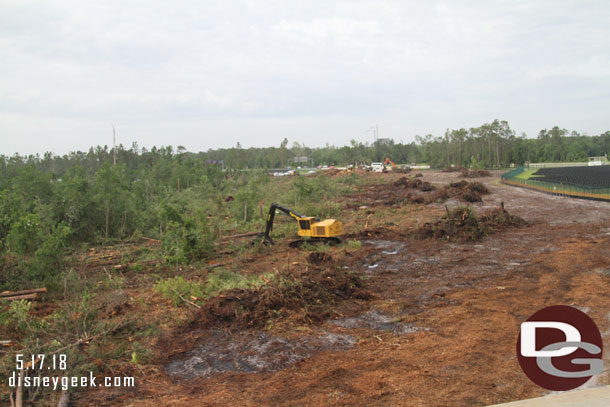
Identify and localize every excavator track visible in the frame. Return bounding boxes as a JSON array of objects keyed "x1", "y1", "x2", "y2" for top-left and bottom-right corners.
[{"x1": 288, "y1": 237, "x2": 342, "y2": 249}]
